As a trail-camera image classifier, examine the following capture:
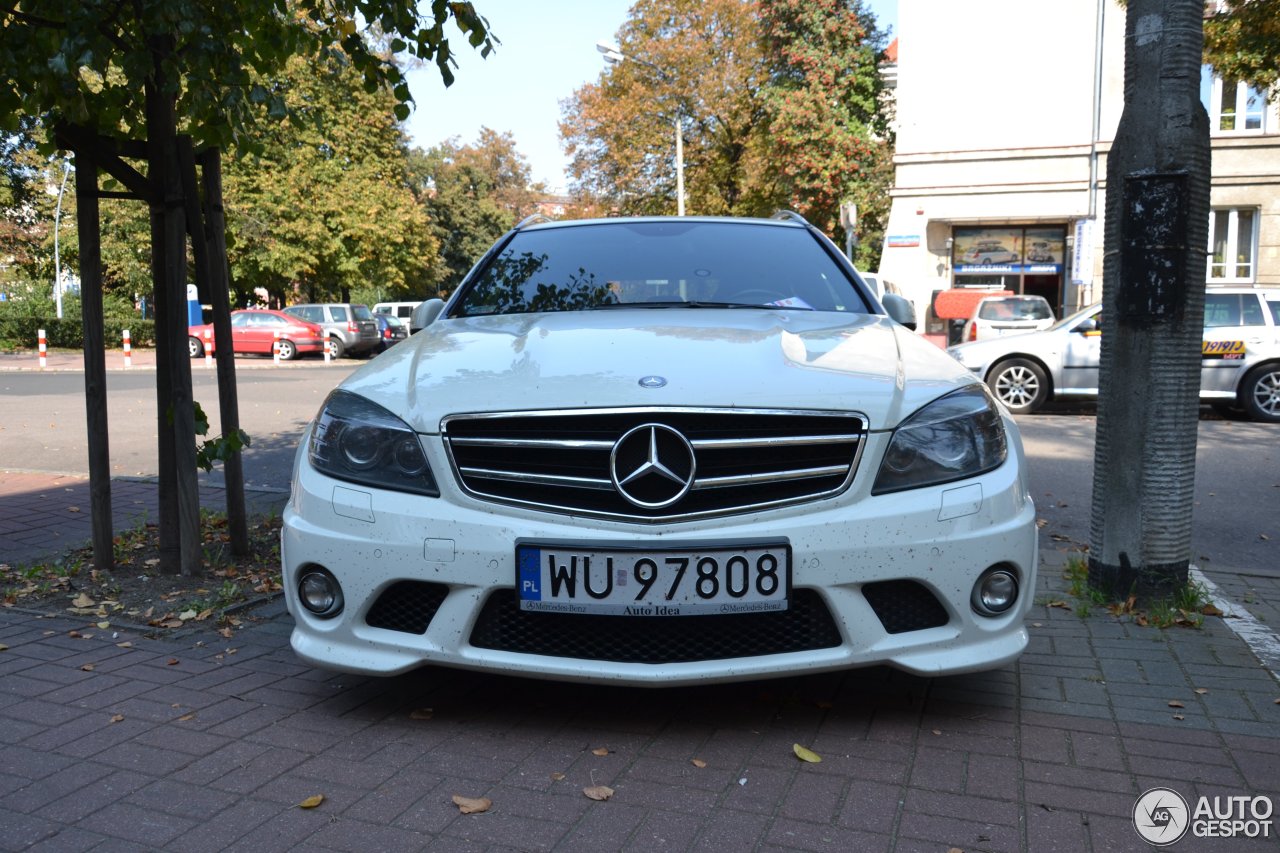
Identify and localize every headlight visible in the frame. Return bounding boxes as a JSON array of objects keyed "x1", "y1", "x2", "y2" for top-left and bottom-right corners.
[
  {"x1": 872, "y1": 385, "x2": 1007, "y2": 494},
  {"x1": 308, "y1": 390, "x2": 438, "y2": 496}
]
